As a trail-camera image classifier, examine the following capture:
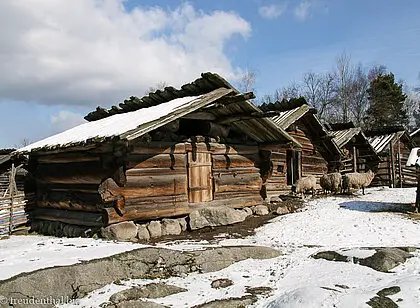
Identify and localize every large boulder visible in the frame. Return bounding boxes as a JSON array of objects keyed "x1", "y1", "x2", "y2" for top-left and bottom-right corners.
[
  {"x1": 189, "y1": 207, "x2": 248, "y2": 230},
  {"x1": 101, "y1": 222, "x2": 138, "y2": 241},
  {"x1": 147, "y1": 221, "x2": 162, "y2": 238},
  {"x1": 161, "y1": 219, "x2": 182, "y2": 236},
  {"x1": 359, "y1": 248, "x2": 412, "y2": 272}
]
